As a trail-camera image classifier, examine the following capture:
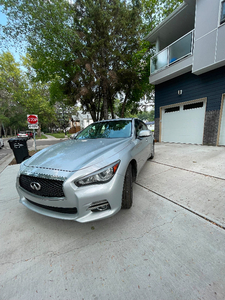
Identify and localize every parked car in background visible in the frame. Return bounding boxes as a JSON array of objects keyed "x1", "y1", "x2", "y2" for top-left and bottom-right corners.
[
  {"x1": 0, "y1": 136, "x2": 4, "y2": 148},
  {"x1": 26, "y1": 131, "x2": 34, "y2": 139},
  {"x1": 17, "y1": 118, "x2": 155, "y2": 223},
  {"x1": 17, "y1": 132, "x2": 29, "y2": 139}
]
